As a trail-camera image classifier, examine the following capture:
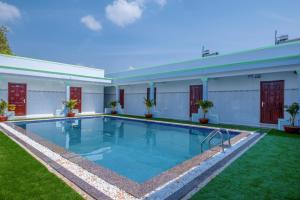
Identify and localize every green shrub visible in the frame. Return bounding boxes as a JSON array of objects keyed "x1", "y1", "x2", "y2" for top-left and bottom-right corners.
[
  {"x1": 0, "y1": 99, "x2": 8, "y2": 116},
  {"x1": 144, "y1": 98, "x2": 155, "y2": 114},
  {"x1": 63, "y1": 99, "x2": 77, "y2": 113},
  {"x1": 196, "y1": 100, "x2": 214, "y2": 119},
  {"x1": 285, "y1": 102, "x2": 299, "y2": 126}
]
